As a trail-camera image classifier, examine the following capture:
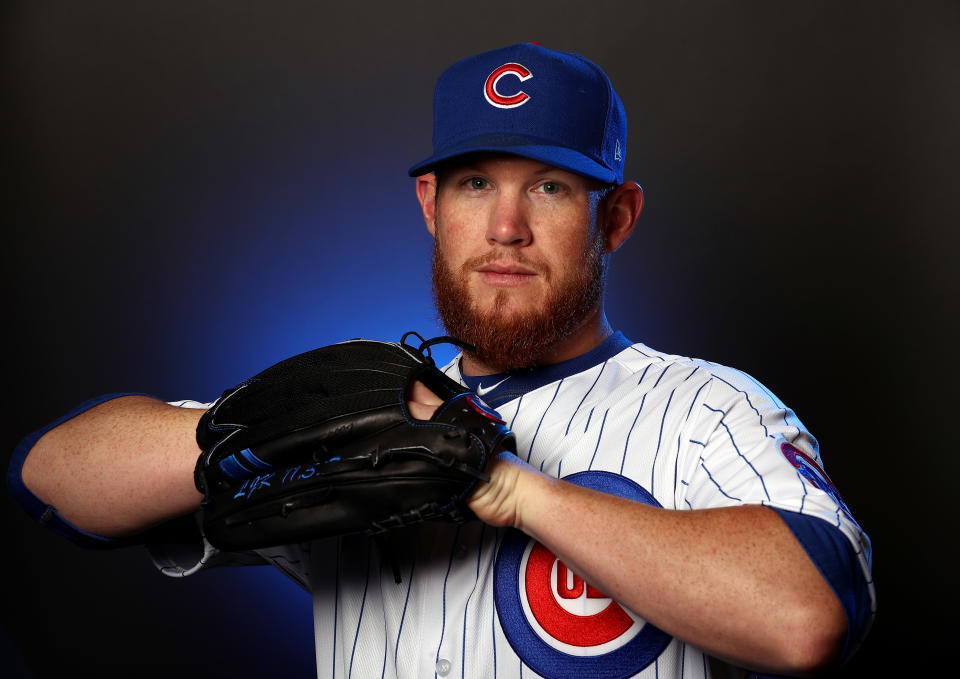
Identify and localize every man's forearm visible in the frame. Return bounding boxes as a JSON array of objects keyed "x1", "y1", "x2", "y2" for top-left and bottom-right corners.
[
  {"x1": 470, "y1": 454, "x2": 846, "y2": 676},
  {"x1": 20, "y1": 395, "x2": 204, "y2": 537}
]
